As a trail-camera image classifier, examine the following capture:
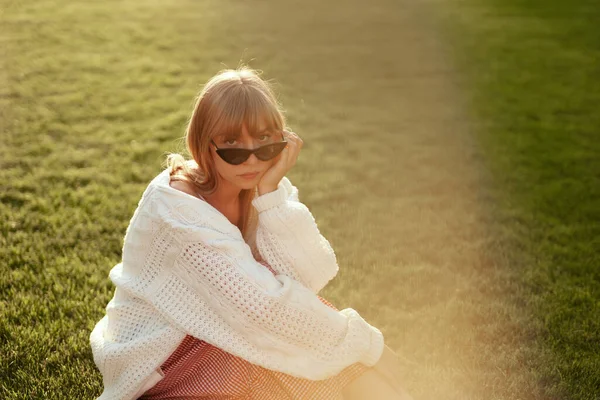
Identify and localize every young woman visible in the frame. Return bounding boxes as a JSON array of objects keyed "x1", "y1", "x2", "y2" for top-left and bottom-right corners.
[{"x1": 90, "y1": 67, "x2": 413, "y2": 400}]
